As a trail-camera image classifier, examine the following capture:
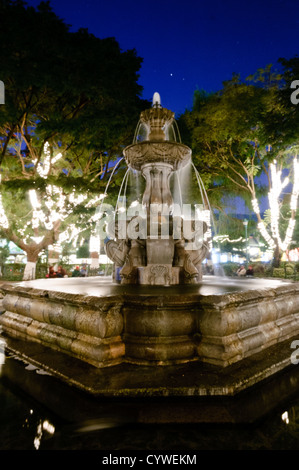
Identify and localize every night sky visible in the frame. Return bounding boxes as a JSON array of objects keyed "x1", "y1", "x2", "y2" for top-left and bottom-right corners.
[{"x1": 24, "y1": 0, "x2": 299, "y2": 116}]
